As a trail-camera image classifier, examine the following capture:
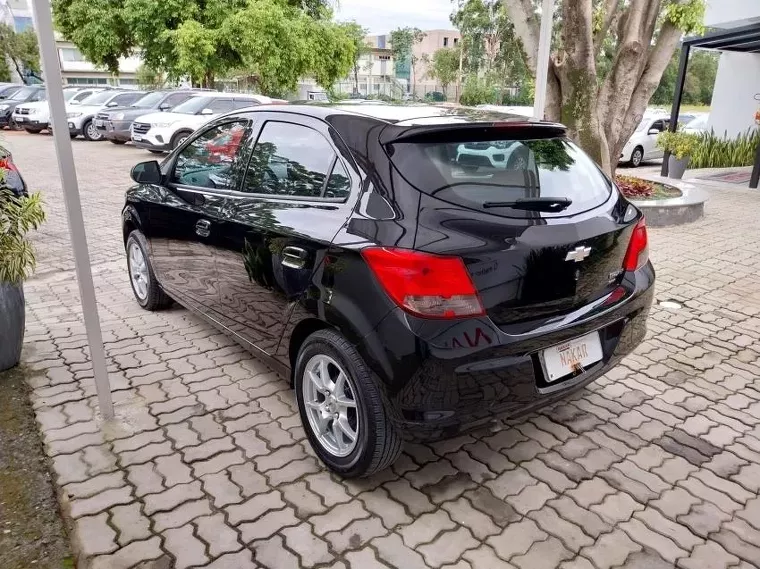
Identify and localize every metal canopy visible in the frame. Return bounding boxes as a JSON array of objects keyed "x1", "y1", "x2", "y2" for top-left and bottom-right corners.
[{"x1": 662, "y1": 23, "x2": 760, "y2": 188}]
